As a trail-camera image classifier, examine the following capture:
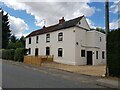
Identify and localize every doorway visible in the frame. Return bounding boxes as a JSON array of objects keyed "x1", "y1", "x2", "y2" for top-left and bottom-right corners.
[
  {"x1": 46, "y1": 47, "x2": 50, "y2": 55},
  {"x1": 87, "y1": 51, "x2": 92, "y2": 65},
  {"x1": 35, "y1": 48, "x2": 38, "y2": 56}
]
